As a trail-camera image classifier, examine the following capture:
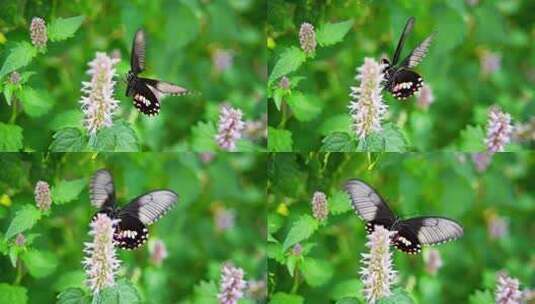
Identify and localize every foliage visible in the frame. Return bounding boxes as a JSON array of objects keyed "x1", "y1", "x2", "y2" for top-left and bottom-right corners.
[
  {"x1": 267, "y1": 1, "x2": 535, "y2": 151},
  {"x1": 0, "y1": 0, "x2": 266, "y2": 152},
  {"x1": 0, "y1": 153, "x2": 266, "y2": 303},
  {"x1": 267, "y1": 152, "x2": 535, "y2": 303}
]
